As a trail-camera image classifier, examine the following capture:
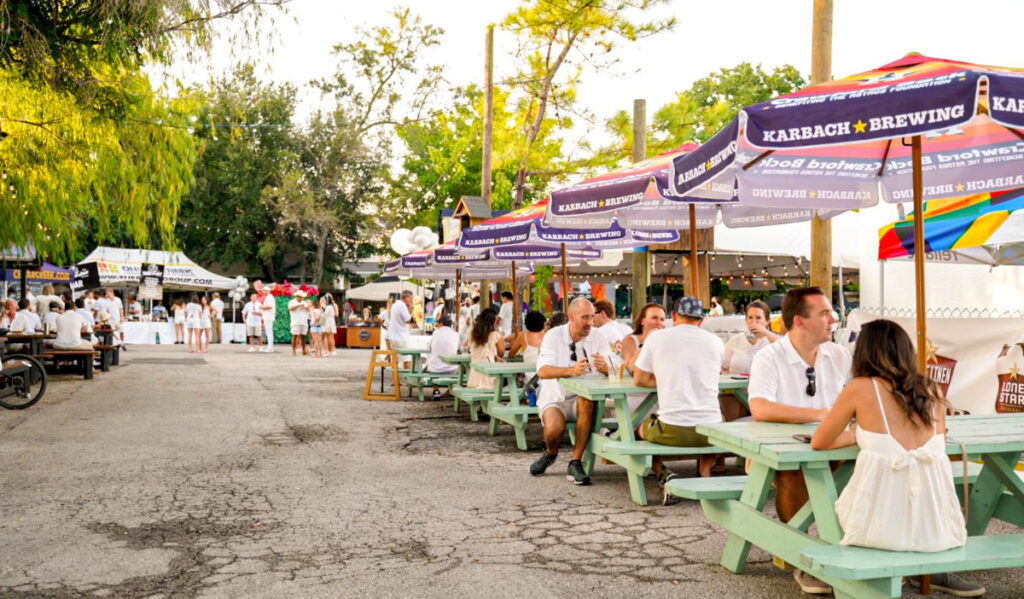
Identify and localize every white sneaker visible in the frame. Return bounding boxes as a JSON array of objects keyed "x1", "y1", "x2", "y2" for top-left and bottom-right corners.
[
  {"x1": 247, "y1": 347, "x2": 255, "y2": 352},
  {"x1": 264, "y1": 349, "x2": 274, "y2": 353}
]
